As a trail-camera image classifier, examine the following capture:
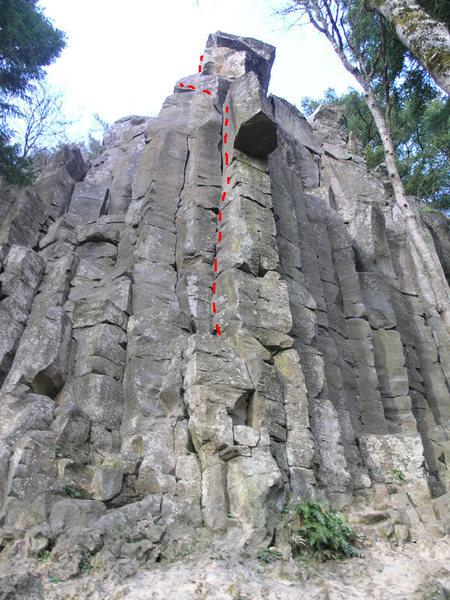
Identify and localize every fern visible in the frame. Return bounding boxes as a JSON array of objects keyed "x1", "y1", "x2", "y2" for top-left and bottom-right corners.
[{"x1": 290, "y1": 499, "x2": 361, "y2": 560}]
